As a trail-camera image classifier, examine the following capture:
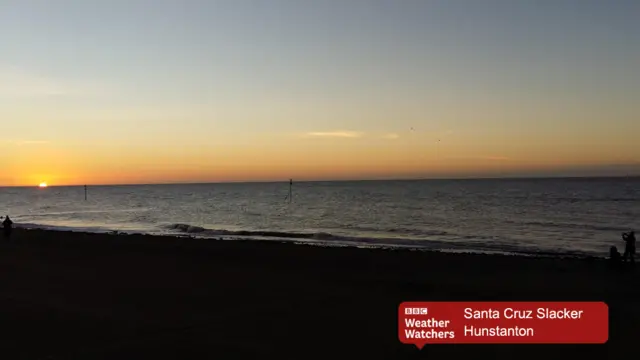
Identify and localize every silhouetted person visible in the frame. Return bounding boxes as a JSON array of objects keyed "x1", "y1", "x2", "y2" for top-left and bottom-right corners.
[
  {"x1": 622, "y1": 231, "x2": 635, "y2": 264},
  {"x1": 609, "y1": 246, "x2": 621, "y2": 268},
  {"x1": 2, "y1": 215, "x2": 13, "y2": 240}
]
